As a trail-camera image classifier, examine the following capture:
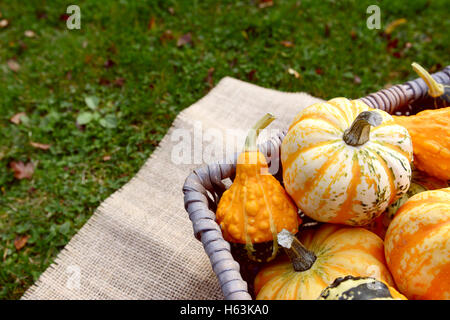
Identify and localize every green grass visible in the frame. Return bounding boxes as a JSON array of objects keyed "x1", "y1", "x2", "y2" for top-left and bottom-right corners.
[{"x1": 0, "y1": 0, "x2": 448, "y2": 299}]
